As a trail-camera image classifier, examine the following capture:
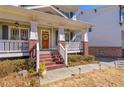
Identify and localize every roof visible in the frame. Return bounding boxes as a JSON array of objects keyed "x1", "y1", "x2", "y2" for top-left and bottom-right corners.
[
  {"x1": 0, "y1": 5, "x2": 94, "y2": 31},
  {"x1": 23, "y1": 5, "x2": 78, "y2": 12}
]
